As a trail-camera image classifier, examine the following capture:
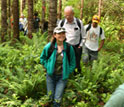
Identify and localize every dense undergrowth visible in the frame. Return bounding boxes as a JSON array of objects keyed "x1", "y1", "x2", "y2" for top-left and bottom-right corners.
[{"x1": 0, "y1": 20, "x2": 124, "y2": 107}]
